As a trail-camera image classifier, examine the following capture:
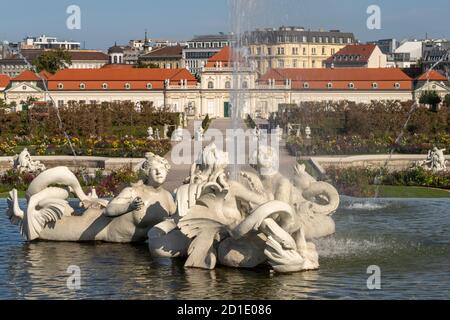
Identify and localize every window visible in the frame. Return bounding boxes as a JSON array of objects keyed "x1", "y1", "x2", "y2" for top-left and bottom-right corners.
[
  {"x1": 303, "y1": 82, "x2": 309, "y2": 89},
  {"x1": 79, "y1": 83, "x2": 86, "y2": 90},
  {"x1": 348, "y1": 83, "x2": 355, "y2": 89},
  {"x1": 58, "y1": 100, "x2": 64, "y2": 107},
  {"x1": 102, "y1": 83, "x2": 108, "y2": 89},
  {"x1": 303, "y1": 47, "x2": 307, "y2": 55},
  {"x1": 125, "y1": 83, "x2": 131, "y2": 90},
  {"x1": 292, "y1": 59, "x2": 298, "y2": 68},
  {"x1": 208, "y1": 81, "x2": 214, "y2": 89},
  {"x1": 372, "y1": 82, "x2": 378, "y2": 89},
  {"x1": 277, "y1": 47, "x2": 285, "y2": 55},
  {"x1": 242, "y1": 81, "x2": 248, "y2": 89},
  {"x1": 57, "y1": 83, "x2": 64, "y2": 89},
  {"x1": 22, "y1": 86, "x2": 27, "y2": 90},
  {"x1": 322, "y1": 47, "x2": 326, "y2": 55},
  {"x1": 394, "y1": 83, "x2": 401, "y2": 89},
  {"x1": 292, "y1": 47, "x2": 299, "y2": 55},
  {"x1": 277, "y1": 59, "x2": 284, "y2": 68},
  {"x1": 327, "y1": 82, "x2": 333, "y2": 89},
  {"x1": 225, "y1": 81, "x2": 231, "y2": 89},
  {"x1": 312, "y1": 48, "x2": 316, "y2": 55},
  {"x1": 146, "y1": 83, "x2": 152, "y2": 89}
]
